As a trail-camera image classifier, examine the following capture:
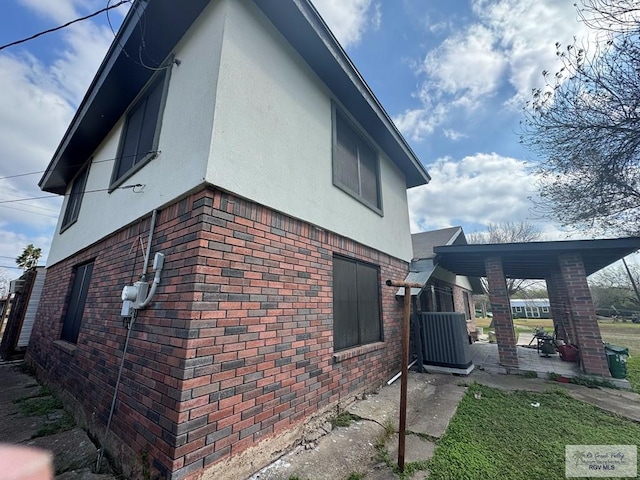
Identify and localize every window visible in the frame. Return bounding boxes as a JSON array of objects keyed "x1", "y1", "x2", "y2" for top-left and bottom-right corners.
[
  {"x1": 333, "y1": 107, "x2": 382, "y2": 213},
  {"x1": 111, "y1": 68, "x2": 169, "y2": 188},
  {"x1": 463, "y1": 291, "x2": 472, "y2": 319},
  {"x1": 61, "y1": 261, "x2": 94, "y2": 344},
  {"x1": 435, "y1": 284, "x2": 454, "y2": 312},
  {"x1": 332, "y1": 255, "x2": 382, "y2": 351},
  {"x1": 514, "y1": 306, "x2": 522, "y2": 313},
  {"x1": 60, "y1": 165, "x2": 89, "y2": 231},
  {"x1": 542, "y1": 306, "x2": 549, "y2": 313}
]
